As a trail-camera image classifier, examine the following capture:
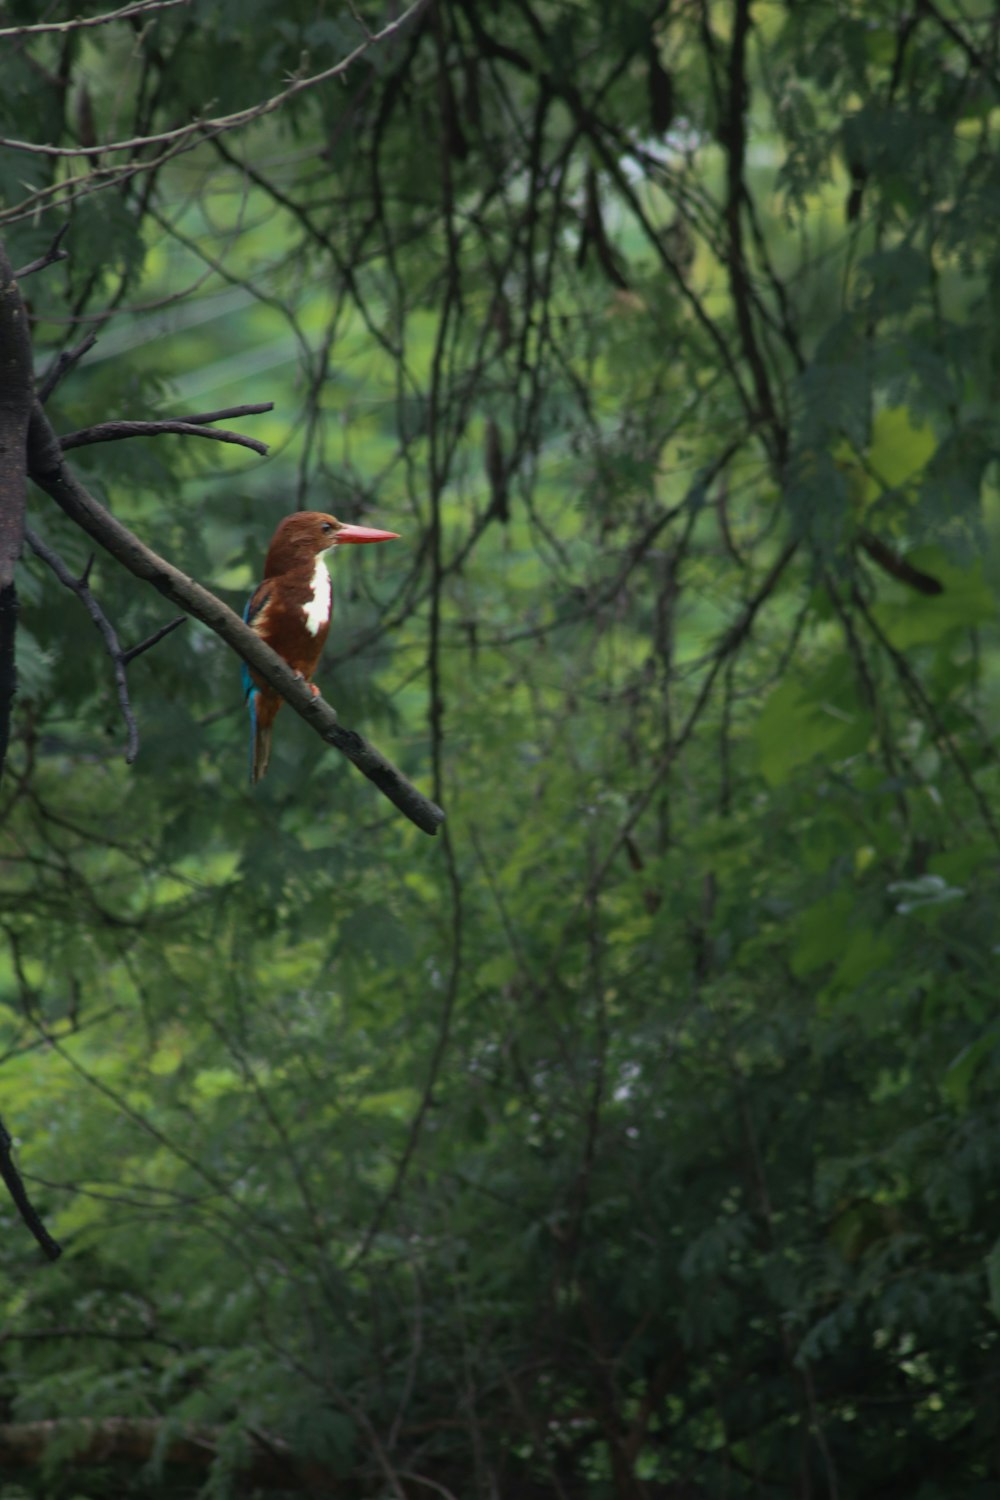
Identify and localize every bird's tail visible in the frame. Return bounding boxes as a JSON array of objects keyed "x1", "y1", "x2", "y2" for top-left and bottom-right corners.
[
  {"x1": 246, "y1": 685, "x2": 279, "y2": 784},
  {"x1": 251, "y1": 716, "x2": 272, "y2": 784}
]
